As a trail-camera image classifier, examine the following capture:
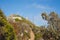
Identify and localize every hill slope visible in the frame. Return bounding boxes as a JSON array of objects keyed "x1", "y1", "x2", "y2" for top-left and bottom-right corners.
[{"x1": 7, "y1": 14, "x2": 35, "y2": 40}]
